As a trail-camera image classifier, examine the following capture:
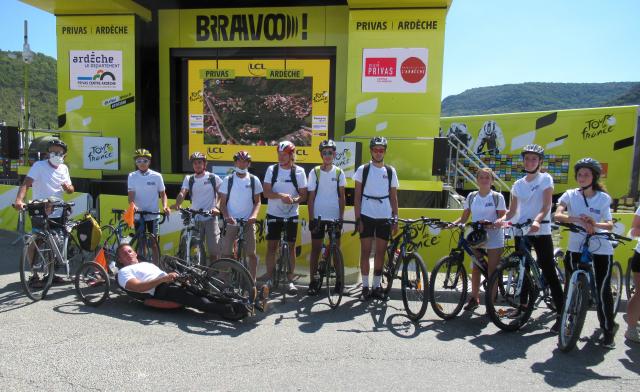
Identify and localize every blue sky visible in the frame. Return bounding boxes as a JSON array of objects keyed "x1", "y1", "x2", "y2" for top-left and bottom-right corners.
[{"x1": 1, "y1": 0, "x2": 638, "y2": 98}]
